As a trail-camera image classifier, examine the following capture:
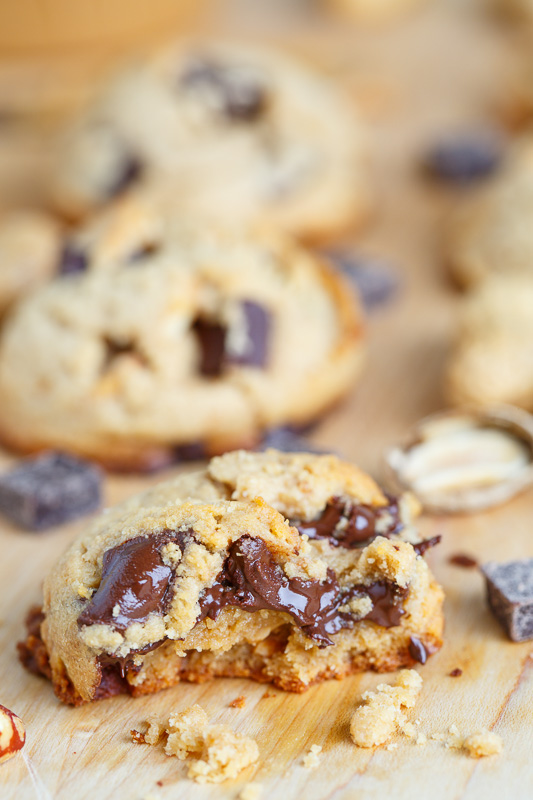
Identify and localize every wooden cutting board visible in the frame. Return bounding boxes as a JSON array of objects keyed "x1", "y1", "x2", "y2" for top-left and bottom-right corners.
[{"x1": 1, "y1": 2, "x2": 532, "y2": 798}]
